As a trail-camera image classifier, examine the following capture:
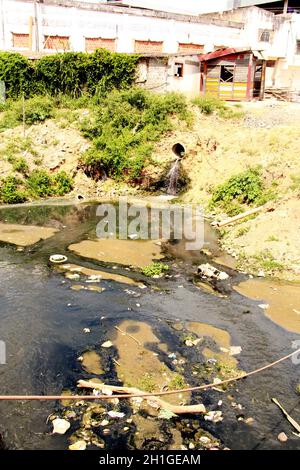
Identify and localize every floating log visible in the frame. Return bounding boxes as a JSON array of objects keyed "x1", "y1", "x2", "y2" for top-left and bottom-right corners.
[{"x1": 77, "y1": 379, "x2": 206, "y2": 415}]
